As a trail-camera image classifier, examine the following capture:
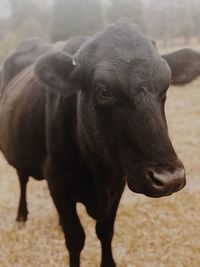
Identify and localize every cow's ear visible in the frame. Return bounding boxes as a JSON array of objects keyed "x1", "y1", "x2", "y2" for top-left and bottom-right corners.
[
  {"x1": 162, "y1": 48, "x2": 200, "y2": 85},
  {"x1": 34, "y1": 51, "x2": 80, "y2": 97}
]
